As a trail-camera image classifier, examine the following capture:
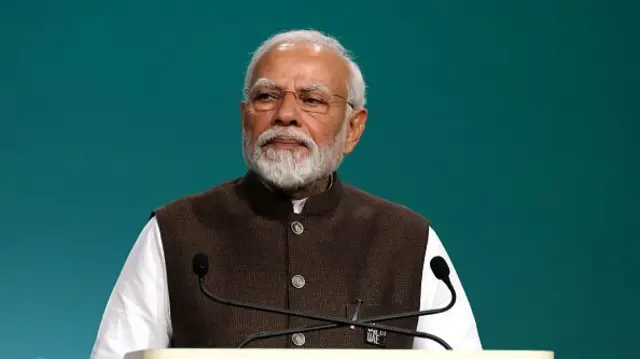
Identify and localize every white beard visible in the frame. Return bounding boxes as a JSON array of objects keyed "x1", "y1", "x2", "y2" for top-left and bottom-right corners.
[{"x1": 242, "y1": 122, "x2": 348, "y2": 190}]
